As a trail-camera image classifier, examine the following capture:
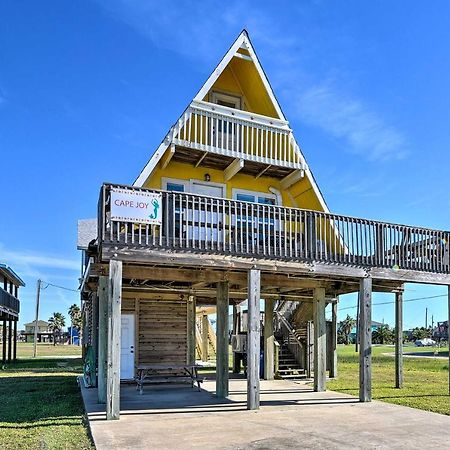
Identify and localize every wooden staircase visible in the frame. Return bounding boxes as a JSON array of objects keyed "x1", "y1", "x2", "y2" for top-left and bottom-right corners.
[{"x1": 277, "y1": 339, "x2": 307, "y2": 380}]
